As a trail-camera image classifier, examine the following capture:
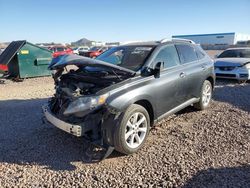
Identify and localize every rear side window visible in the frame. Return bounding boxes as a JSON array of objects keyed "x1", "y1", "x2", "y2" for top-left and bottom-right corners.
[
  {"x1": 195, "y1": 45, "x2": 206, "y2": 59},
  {"x1": 154, "y1": 45, "x2": 180, "y2": 69},
  {"x1": 176, "y1": 44, "x2": 198, "y2": 64}
]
